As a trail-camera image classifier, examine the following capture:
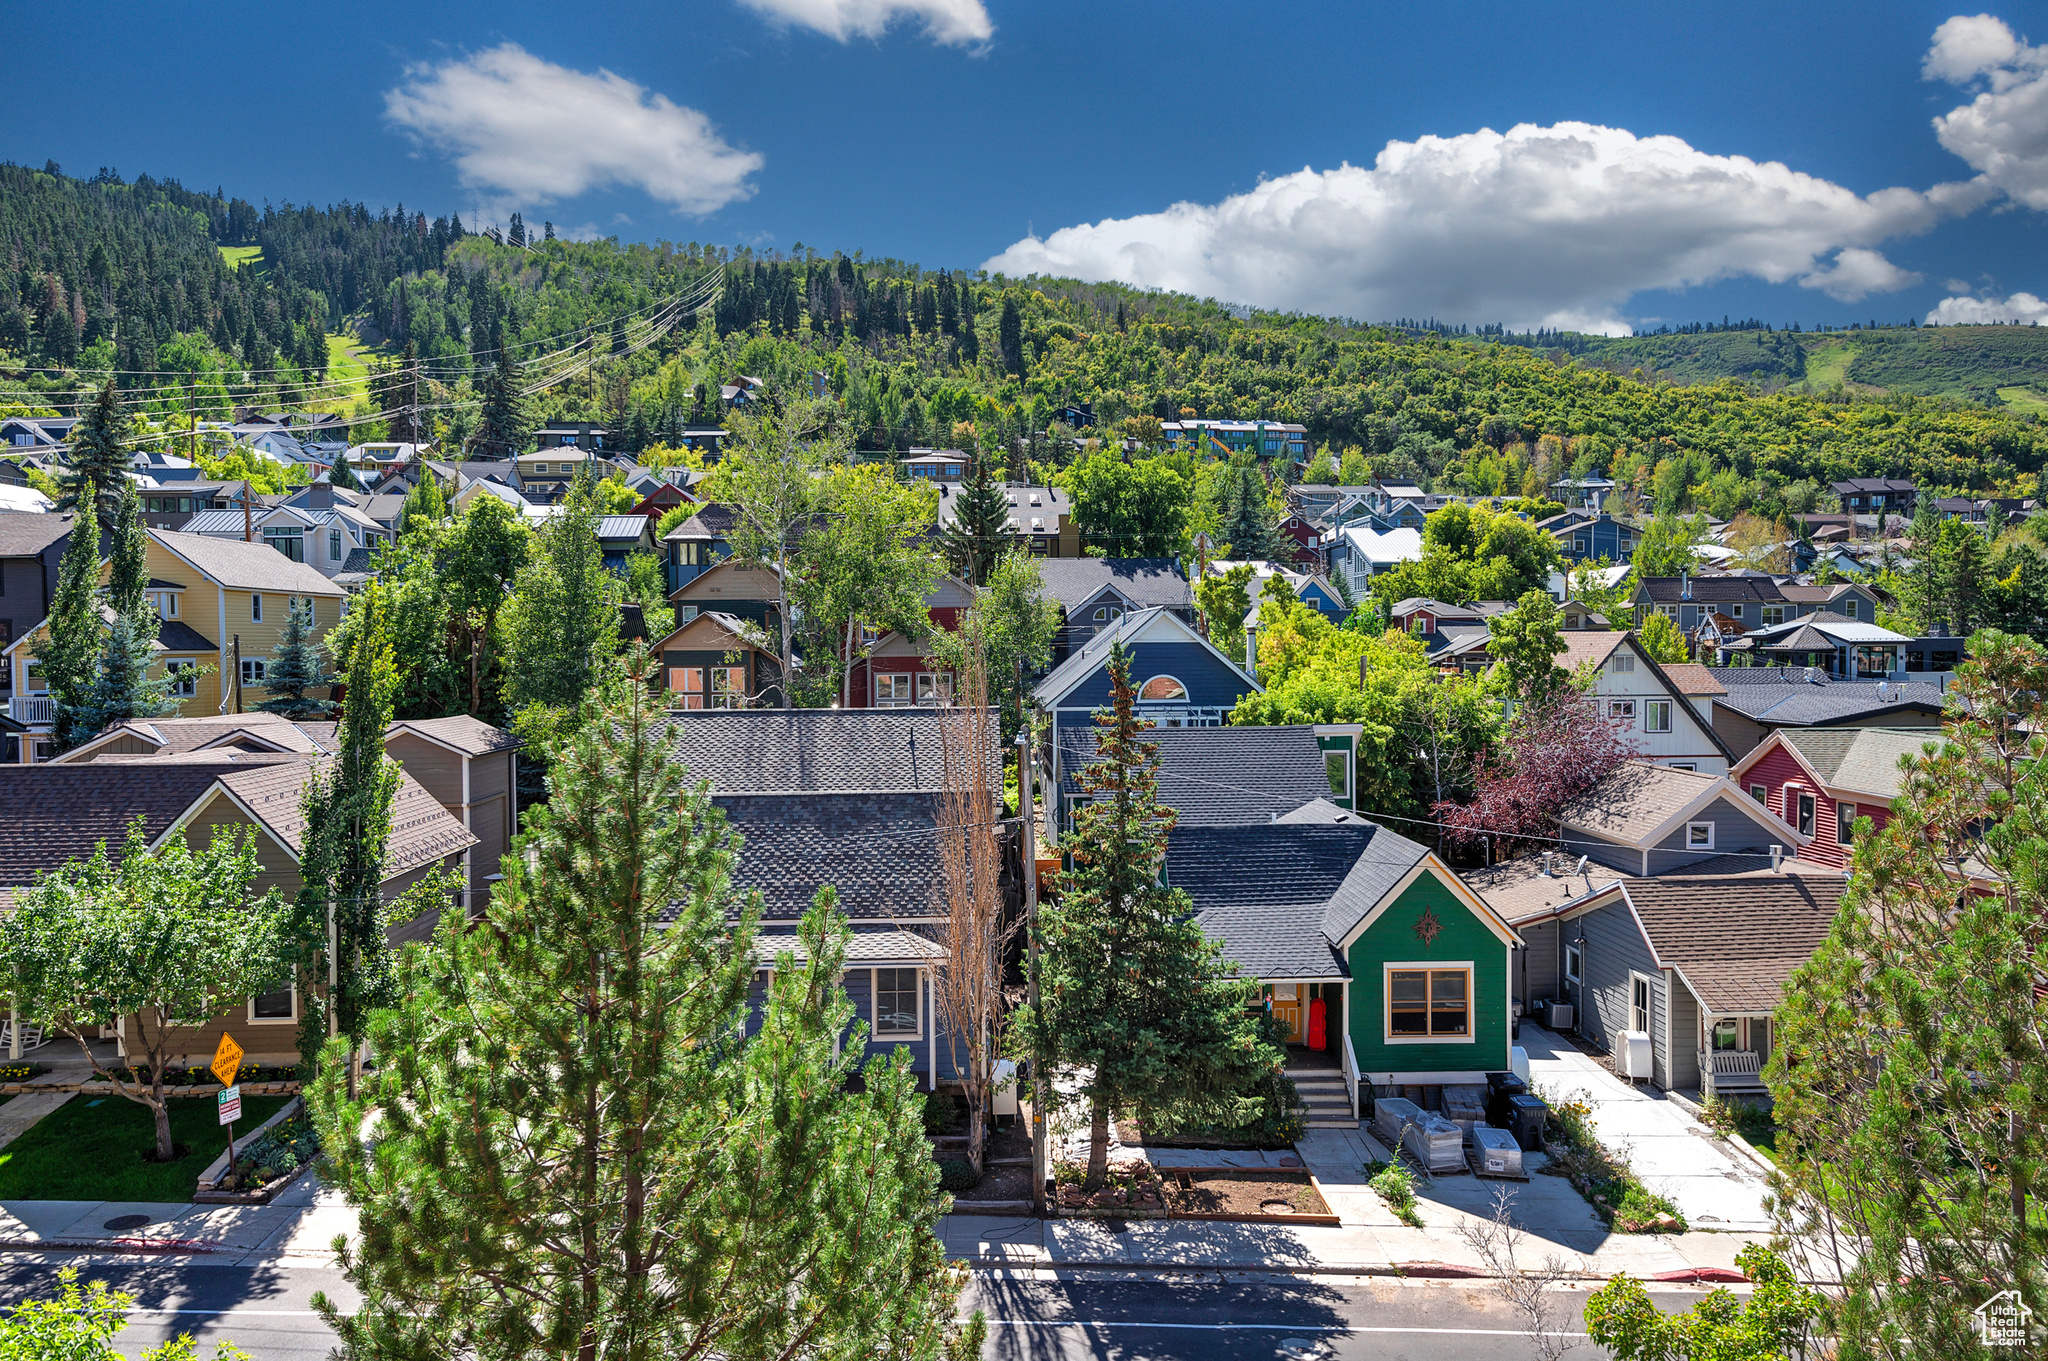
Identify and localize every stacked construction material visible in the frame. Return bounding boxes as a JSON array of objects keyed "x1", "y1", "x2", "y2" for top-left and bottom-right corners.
[
  {"x1": 1372, "y1": 1096, "x2": 1423, "y2": 1149},
  {"x1": 1441, "y1": 1085, "x2": 1487, "y2": 1136},
  {"x1": 1470, "y1": 1125, "x2": 1525, "y2": 1177},
  {"x1": 1404, "y1": 1112, "x2": 1467, "y2": 1174}
]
